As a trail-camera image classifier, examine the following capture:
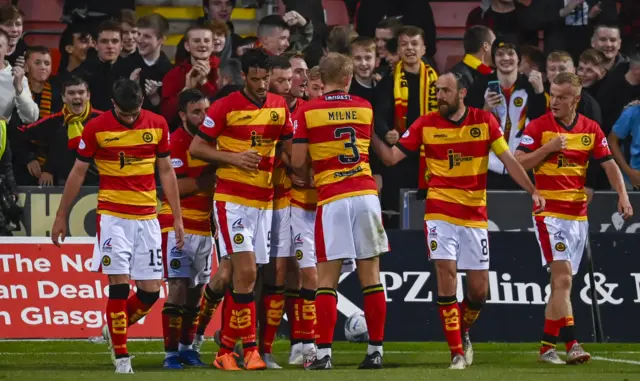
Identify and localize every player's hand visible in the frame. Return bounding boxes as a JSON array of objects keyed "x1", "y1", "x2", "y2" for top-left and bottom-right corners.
[
  {"x1": 27, "y1": 160, "x2": 41, "y2": 178},
  {"x1": 173, "y1": 220, "x2": 185, "y2": 249},
  {"x1": 12, "y1": 65, "x2": 24, "y2": 95},
  {"x1": 618, "y1": 196, "x2": 633, "y2": 220},
  {"x1": 532, "y1": 190, "x2": 546, "y2": 214},
  {"x1": 290, "y1": 172, "x2": 307, "y2": 187},
  {"x1": 234, "y1": 150, "x2": 262, "y2": 170},
  {"x1": 38, "y1": 172, "x2": 54, "y2": 186},
  {"x1": 484, "y1": 91, "x2": 502, "y2": 109},
  {"x1": 129, "y1": 68, "x2": 142, "y2": 82},
  {"x1": 528, "y1": 70, "x2": 544, "y2": 94},
  {"x1": 545, "y1": 135, "x2": 567, "y2": 152},
  {"x1": 51, "y1": 215, "x2": 67, "y2": 248},
  {"x1": 385, "y1": 130, "x2": 399, "y2": 145}
]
